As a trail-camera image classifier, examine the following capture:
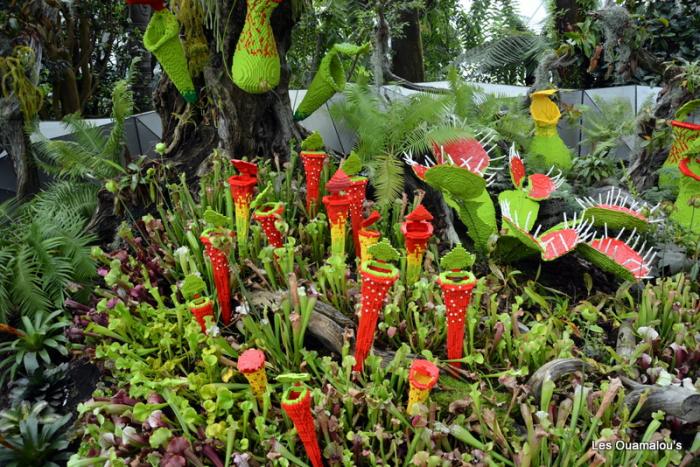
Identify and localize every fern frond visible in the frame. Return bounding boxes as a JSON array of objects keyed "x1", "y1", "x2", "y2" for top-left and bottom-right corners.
[
  {"x1": 31, "y1": 181, "x2": 98, "y2": 222},
  {"x1": 368, "y1": 153, "x2": 404, "y2": 207},
  {"x1": 11, "y1": 245, "x2": 51, "y2": 315},
  {"x1": 457, "y1": 32, "x2": 549, "y2": 70}
]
